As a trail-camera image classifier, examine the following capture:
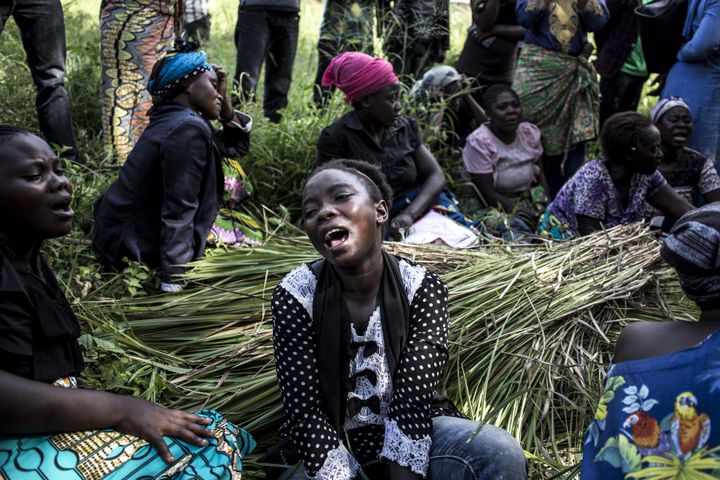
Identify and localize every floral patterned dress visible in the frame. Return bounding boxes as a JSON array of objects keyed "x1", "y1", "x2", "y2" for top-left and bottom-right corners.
[{"x1": 582, "y1": 330, "x2": 720, "y2": 479}]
